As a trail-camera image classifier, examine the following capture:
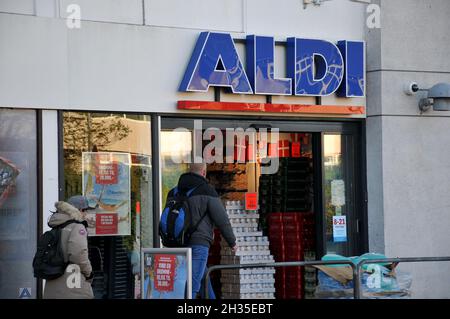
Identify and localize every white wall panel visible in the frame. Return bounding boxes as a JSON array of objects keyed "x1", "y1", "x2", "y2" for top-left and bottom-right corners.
[
  {"x1": 59, "y1": 0, "x2": 143, "y2": 25},
  {"x1": 144, "y1": 0, "x2": 244, "y2": 32},
  {"x1": 0, "y1": 0, "x2": 34, "y2": 15}
]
